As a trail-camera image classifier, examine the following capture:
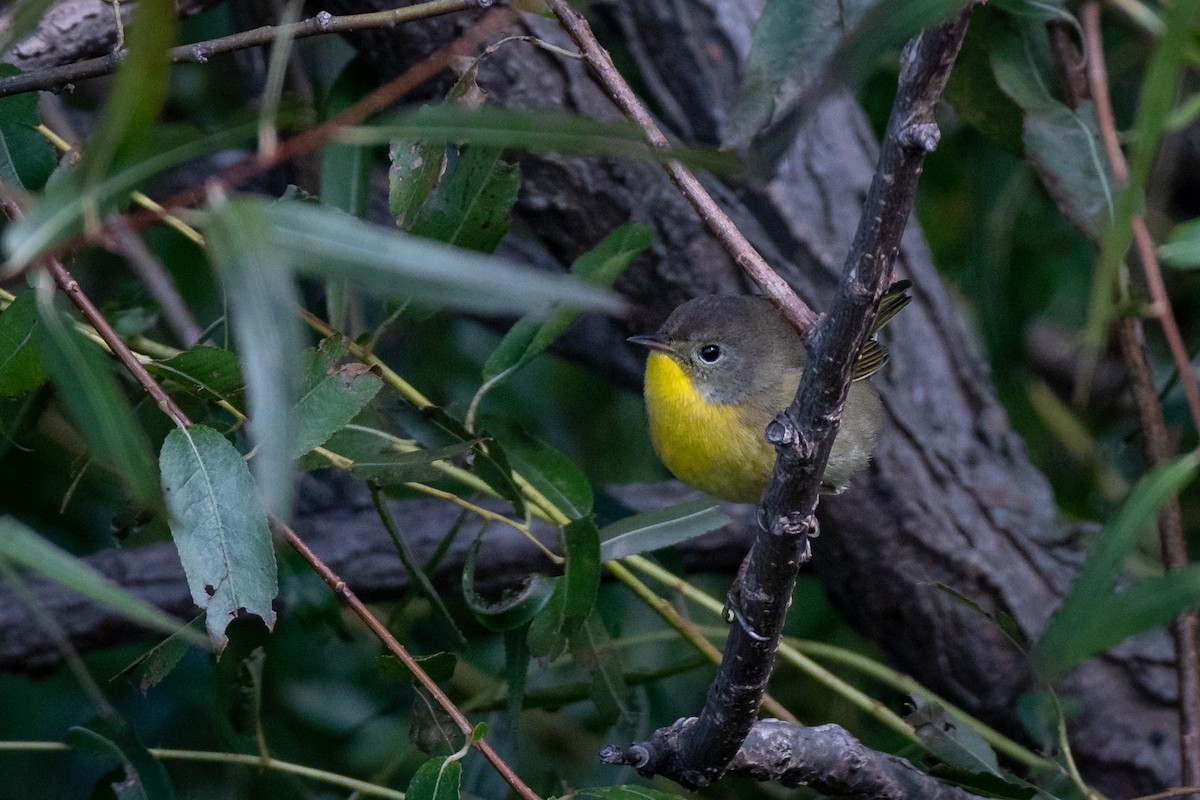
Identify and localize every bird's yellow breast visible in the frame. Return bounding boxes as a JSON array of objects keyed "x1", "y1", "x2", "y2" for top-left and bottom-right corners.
[{"x1": 643, "y1": 351, "x2": 776, "y2": 503}]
